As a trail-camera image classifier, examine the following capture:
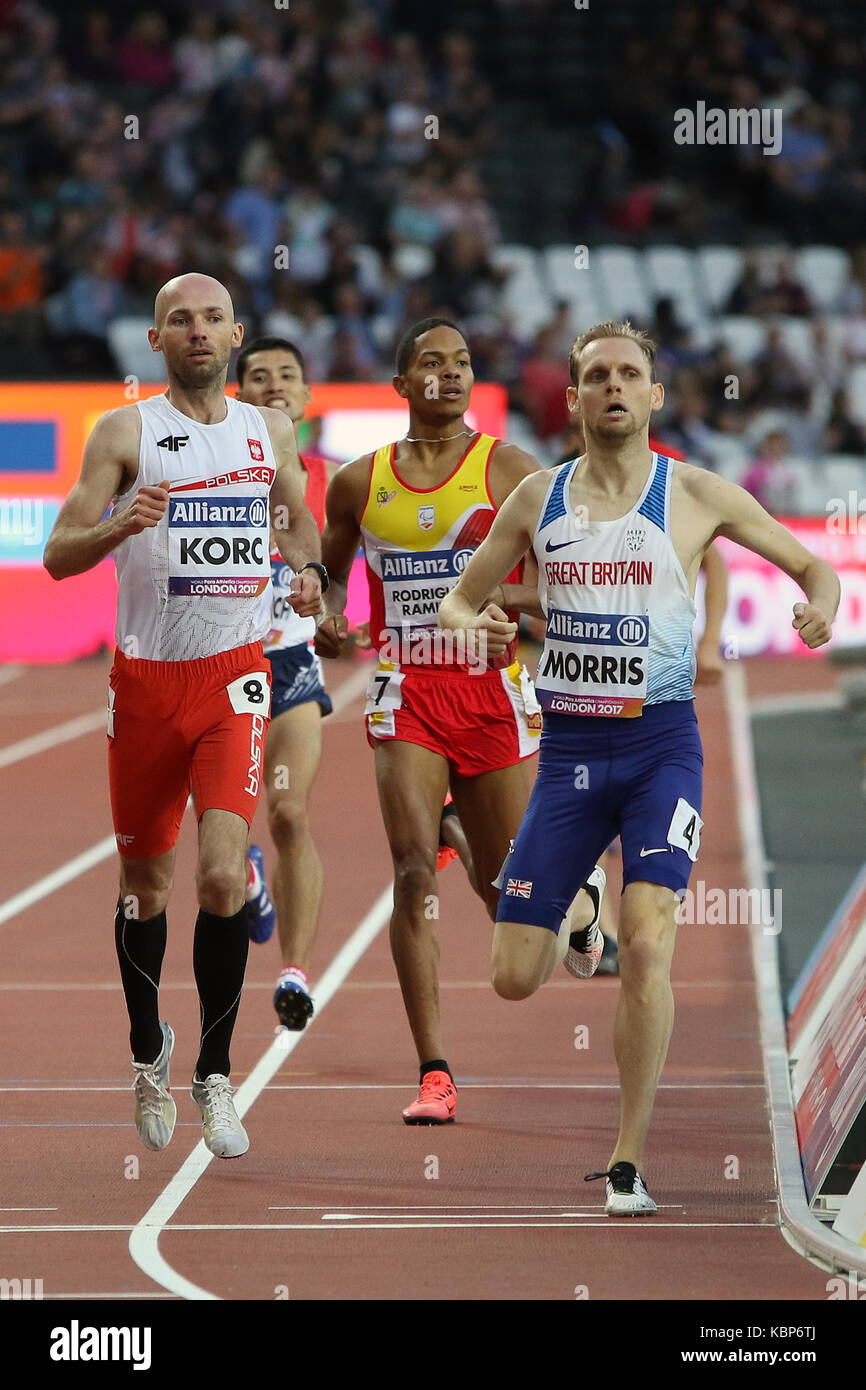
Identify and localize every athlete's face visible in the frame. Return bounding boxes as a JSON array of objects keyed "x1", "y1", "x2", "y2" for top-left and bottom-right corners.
[
  {"x1": 567, "y1": 338, "x2": 663, "y2": 442},
  {"x1": 394, "y1": 327, "x2": 474, "y2": 419},
  {"x1": 149, "y1": 283, "x2": 242, "y2": 389},
  {"x1": 238, "y1": 350, "x2": 311, "y2": 423}
]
